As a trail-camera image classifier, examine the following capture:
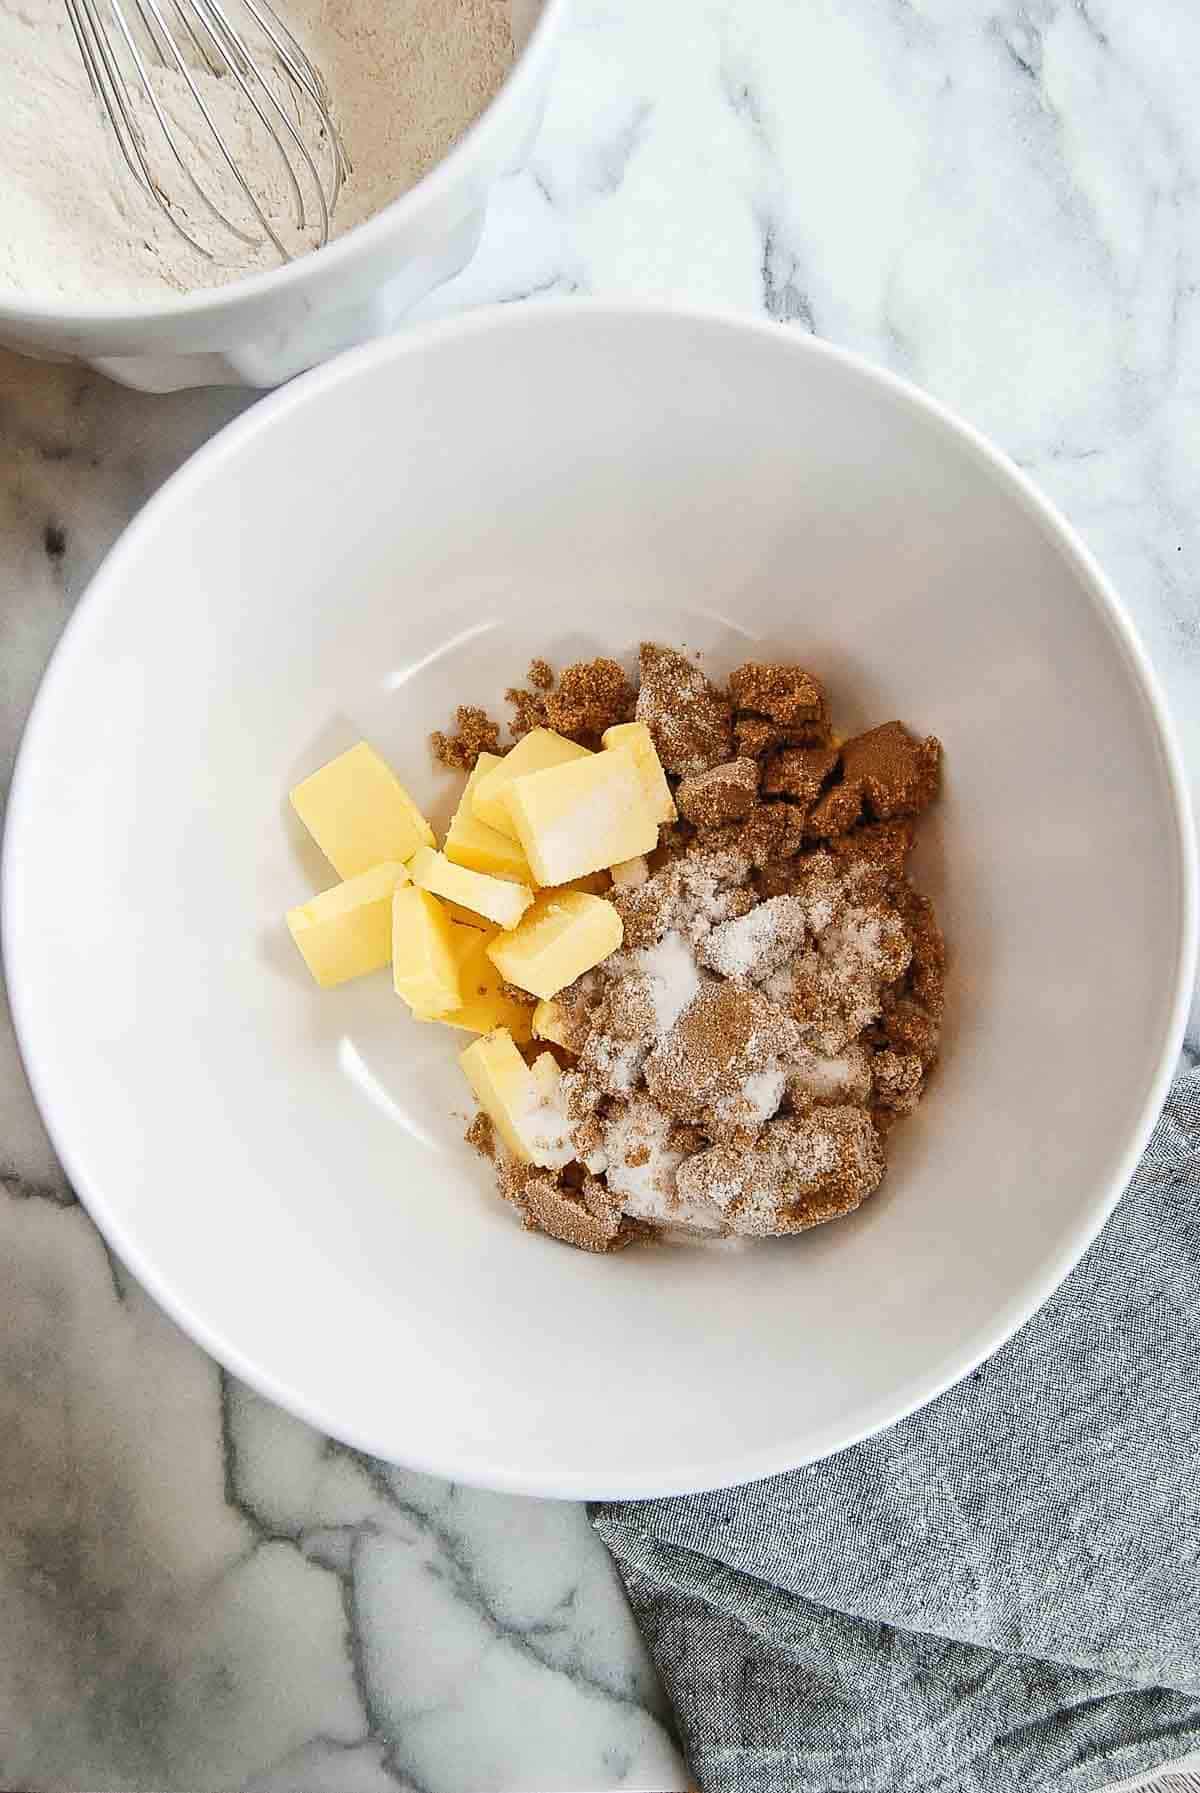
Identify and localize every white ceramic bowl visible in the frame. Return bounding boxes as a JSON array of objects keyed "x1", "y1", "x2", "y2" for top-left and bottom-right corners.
[
  {"x1": 0, "y1": 0, "x2": 562, "y2": 392},
  {"x1": 4, "y1": 303, "x2": 1195, "y2": 1497}
]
